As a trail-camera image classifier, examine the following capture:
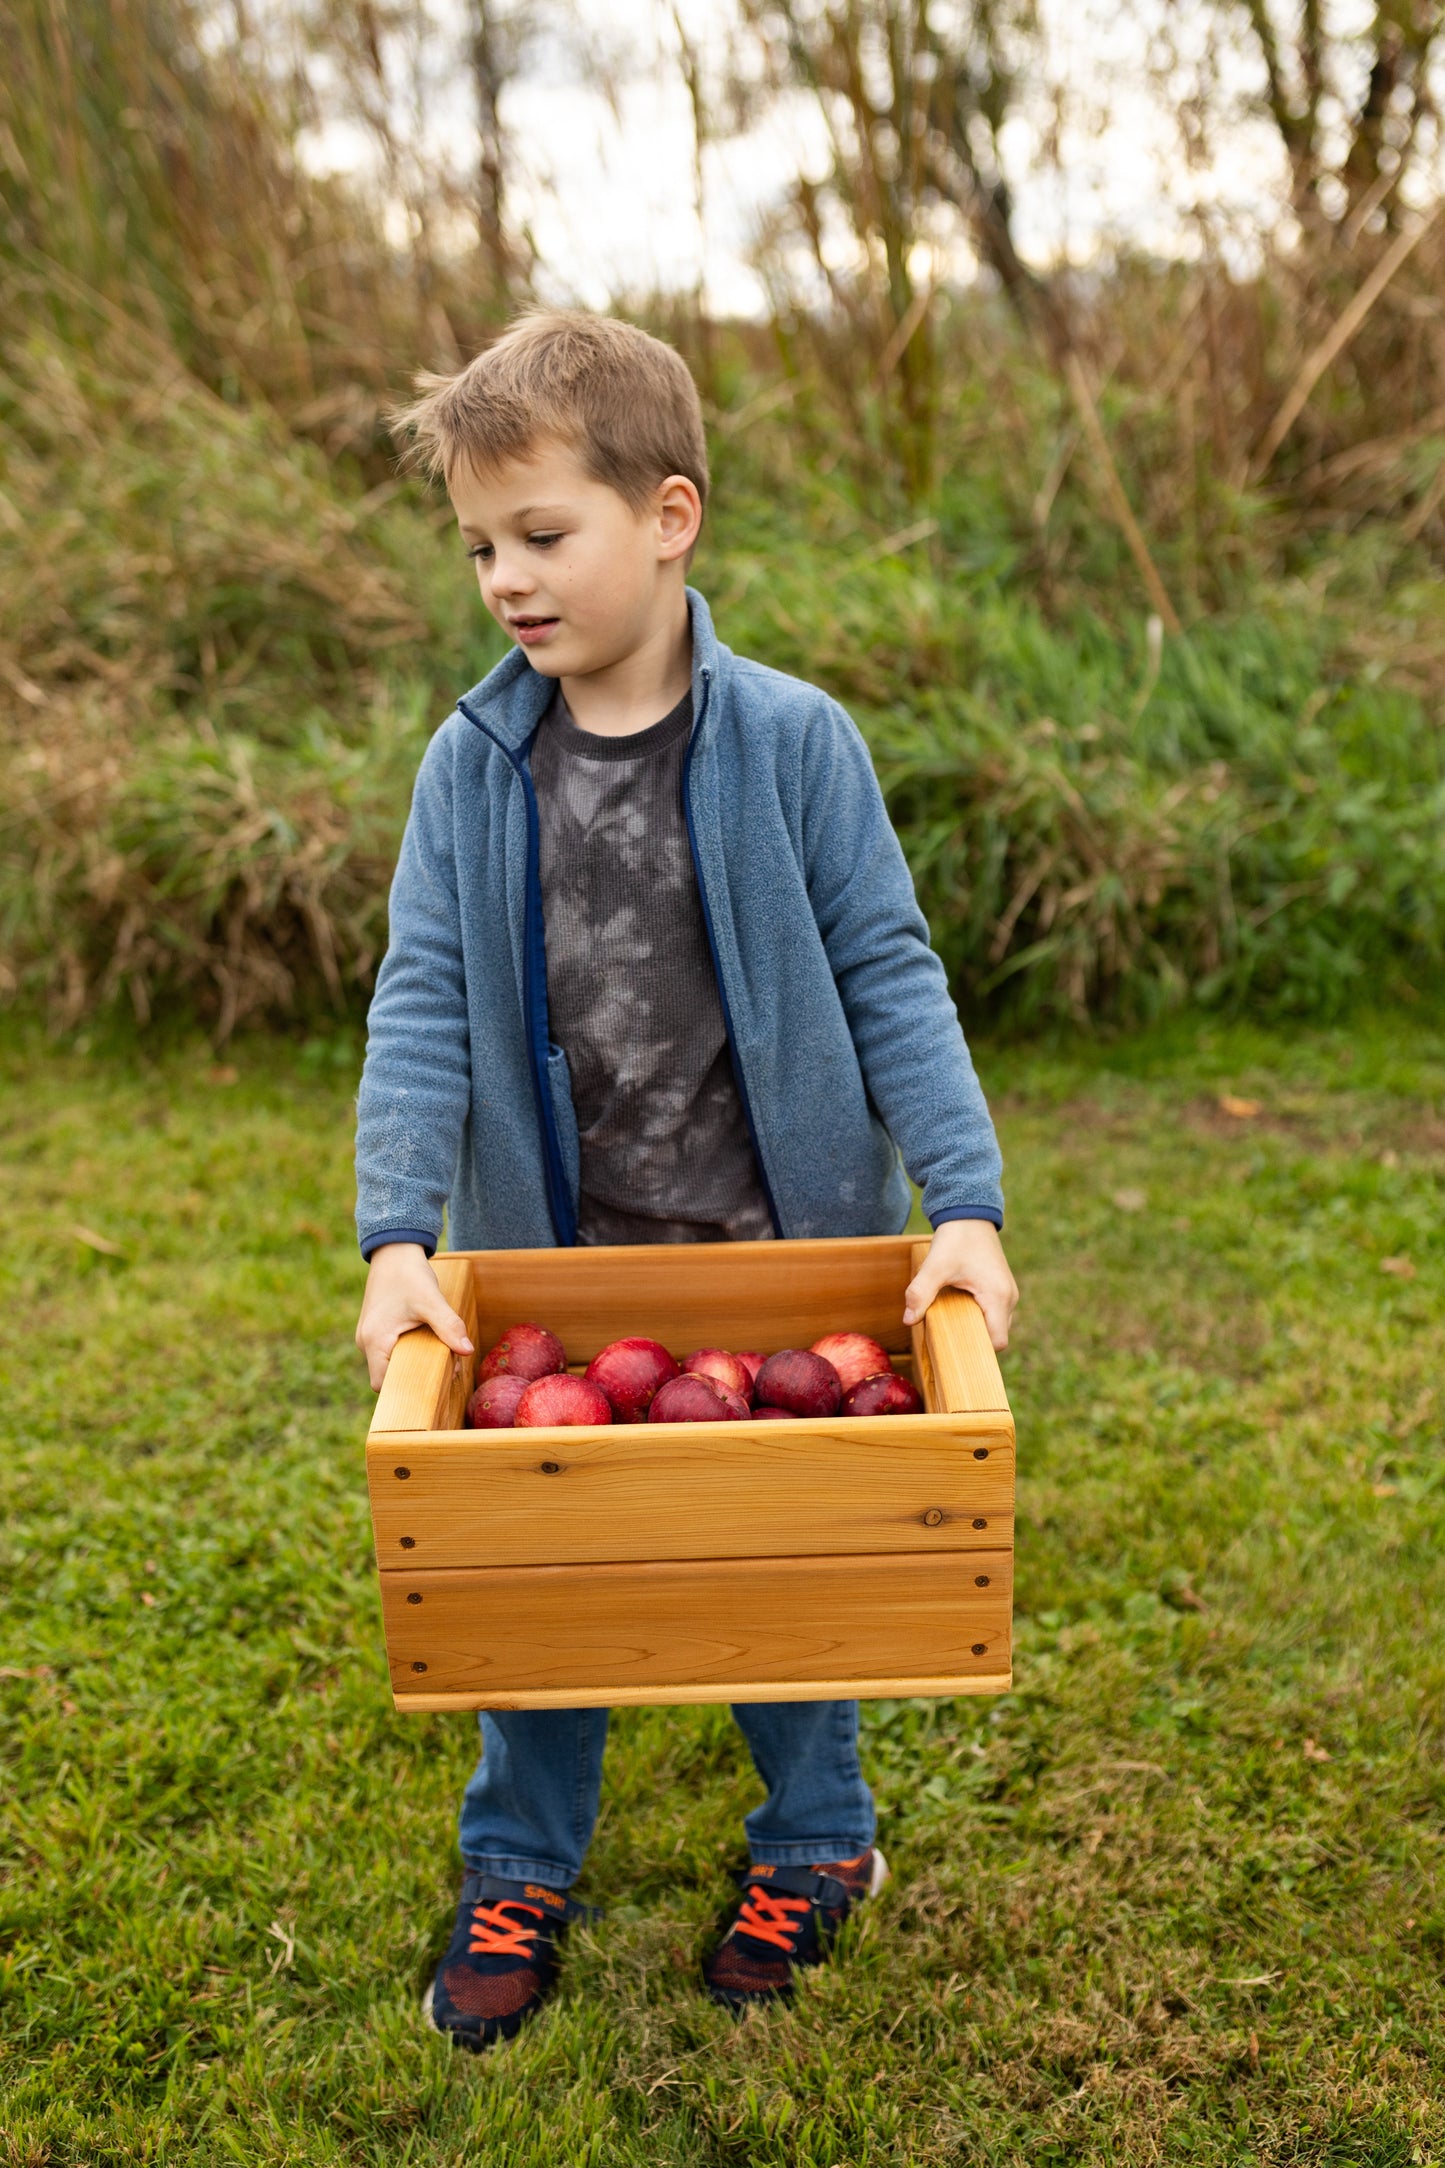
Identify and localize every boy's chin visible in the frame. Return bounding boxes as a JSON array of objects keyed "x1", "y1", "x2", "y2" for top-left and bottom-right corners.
[
  {"x1": 517, "y1": 634, "x2": 603, "y2": 679},
  {"x1": 511, "y1": 629, "x2": 571, "y2": 675}
]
